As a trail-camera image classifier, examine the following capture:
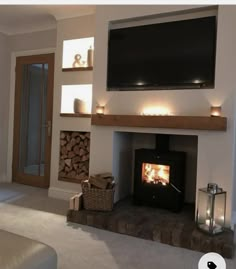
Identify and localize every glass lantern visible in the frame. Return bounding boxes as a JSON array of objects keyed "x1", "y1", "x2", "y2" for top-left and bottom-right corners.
[{"x1": 196, "y1": 183, "x2": 226, "y2": 235}]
